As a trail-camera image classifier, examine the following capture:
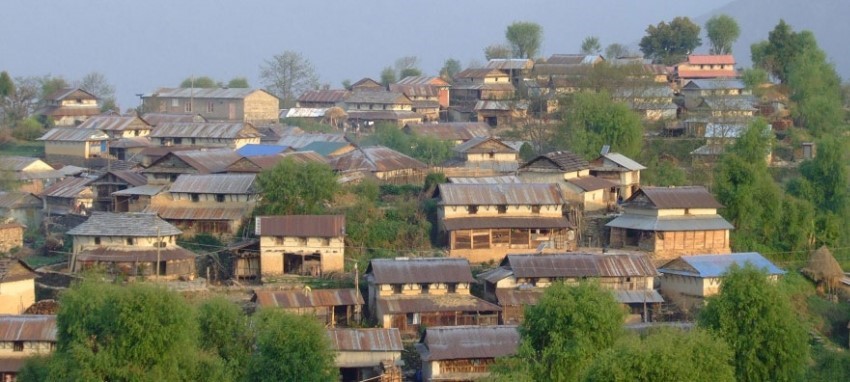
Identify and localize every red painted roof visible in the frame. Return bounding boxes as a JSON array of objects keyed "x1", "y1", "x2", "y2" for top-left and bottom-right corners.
[{"x1": 687, "y1": 55, "x2": 735, "y2": 65}]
